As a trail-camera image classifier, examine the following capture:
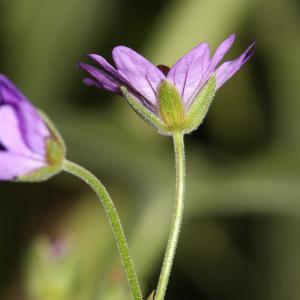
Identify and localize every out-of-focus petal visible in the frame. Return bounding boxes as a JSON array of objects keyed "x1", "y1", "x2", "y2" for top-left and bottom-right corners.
[
  {"x1": 0, "y1": 76, "x2": 49, "y2": 155},
  {"x1": 167, "y1": 43, "x2": 210, "y2": 105},
  {"x1": 216, "y1": 41, "x2": 256, "y2": 89},
  {"x1": 0, "y1": 103, "x2": 47, "y2": 180},
  {"x1": 18, "y1": 101, "x2": 49, "y2": 156},
  {"x1": 0, "y1": 152, "x2": 46, "y2": 180},
  {"x1": 0, "y1": 74, "x2": 27, "y2": 104},
  {"x1": 0, "y1": 105, "x2": 37, "y2": 158},
  {"x1": 112, "y1": 46, "x2": 166, "y2": 105}
]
